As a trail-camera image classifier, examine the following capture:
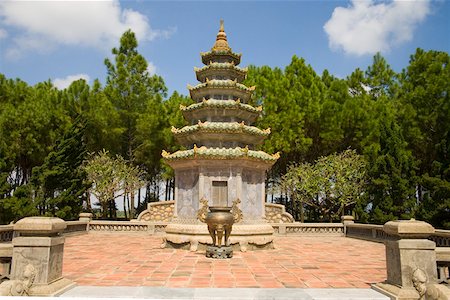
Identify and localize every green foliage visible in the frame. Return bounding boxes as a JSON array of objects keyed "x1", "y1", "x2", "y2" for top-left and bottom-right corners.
[
  {"x1": 103, "y1": 30, "x2": 168, "y2": 202},
  {"x1": 30, "y1": 117, "x2": 90, "y2": 220},
  {"x1": 0, "y1": 37, "x2": 448, "y2": 228},
  {"x1": 282, "y1": 150, "x2": 367, "y2": 222},
  {"x1": 84, "y1": 150, "x2": 144, "y2": 219},
  {"x1": 398, "y1": 49, "x2": 450, "y2": 228}
]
